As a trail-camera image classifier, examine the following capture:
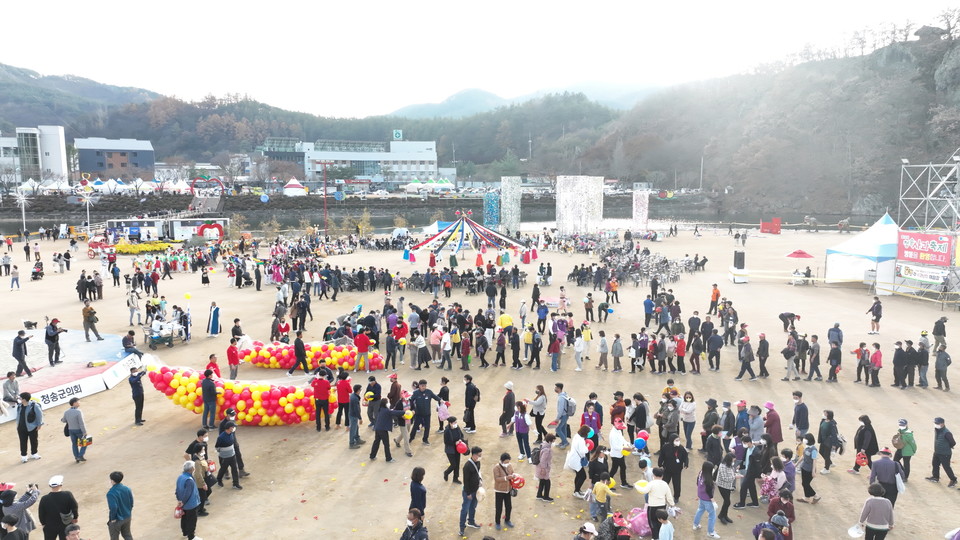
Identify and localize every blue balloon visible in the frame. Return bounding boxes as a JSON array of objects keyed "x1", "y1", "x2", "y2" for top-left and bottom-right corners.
[
  {"x1": 607, "y1": 308, "x2": 614, "y2": 314},
  {"x1": 260, "y1": 194, "x2": 269, "y2": 203},
  {"x1": 634, "y1": 438, "x2": 647, "y2": 451}
]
